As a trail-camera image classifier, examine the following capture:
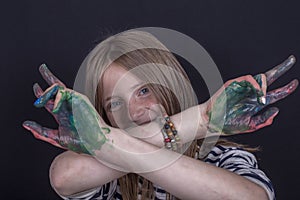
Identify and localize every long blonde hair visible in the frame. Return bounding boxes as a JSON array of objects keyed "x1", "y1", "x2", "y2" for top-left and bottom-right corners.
[{"x1": 79, "y1": 30, "x2": 256, "y2": 200}]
